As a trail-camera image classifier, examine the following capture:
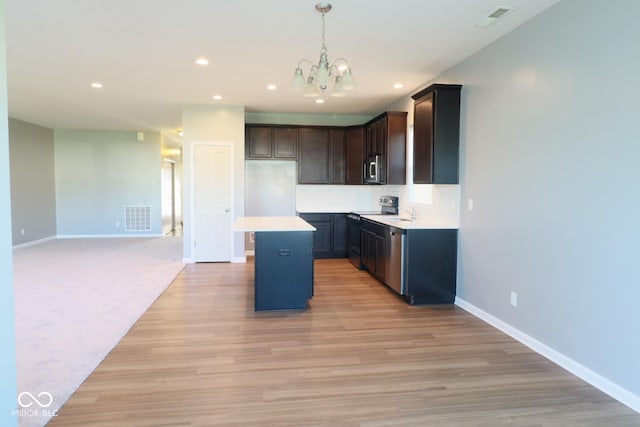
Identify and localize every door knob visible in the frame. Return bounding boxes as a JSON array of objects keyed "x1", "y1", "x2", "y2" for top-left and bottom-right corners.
[{"x1": 225, "y1": 209, "x2": 230, "y2": 212}]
